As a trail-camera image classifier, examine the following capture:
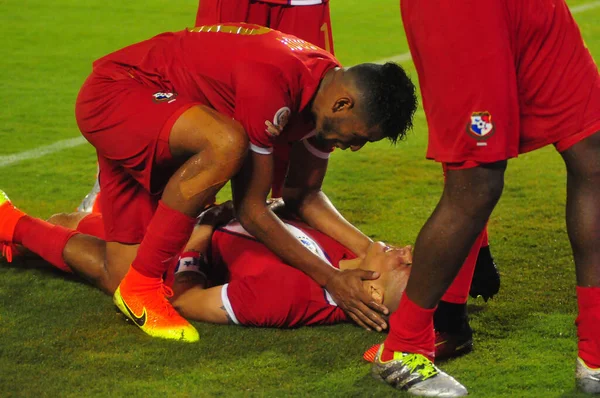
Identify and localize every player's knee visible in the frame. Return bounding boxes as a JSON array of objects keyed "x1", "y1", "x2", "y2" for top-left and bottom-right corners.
[
  {"x1": 447, "y1": 163, "x2": 505, "y2": 212},
  {"x1": 563, "y1": 130, "x2": 600, "y2": 179},
  {"x1": 213, "y1": 121, "x2": 248, "y2": 169},
  {"x1": 46, "y1": 212, "x2": 82, "y2": 229}
]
